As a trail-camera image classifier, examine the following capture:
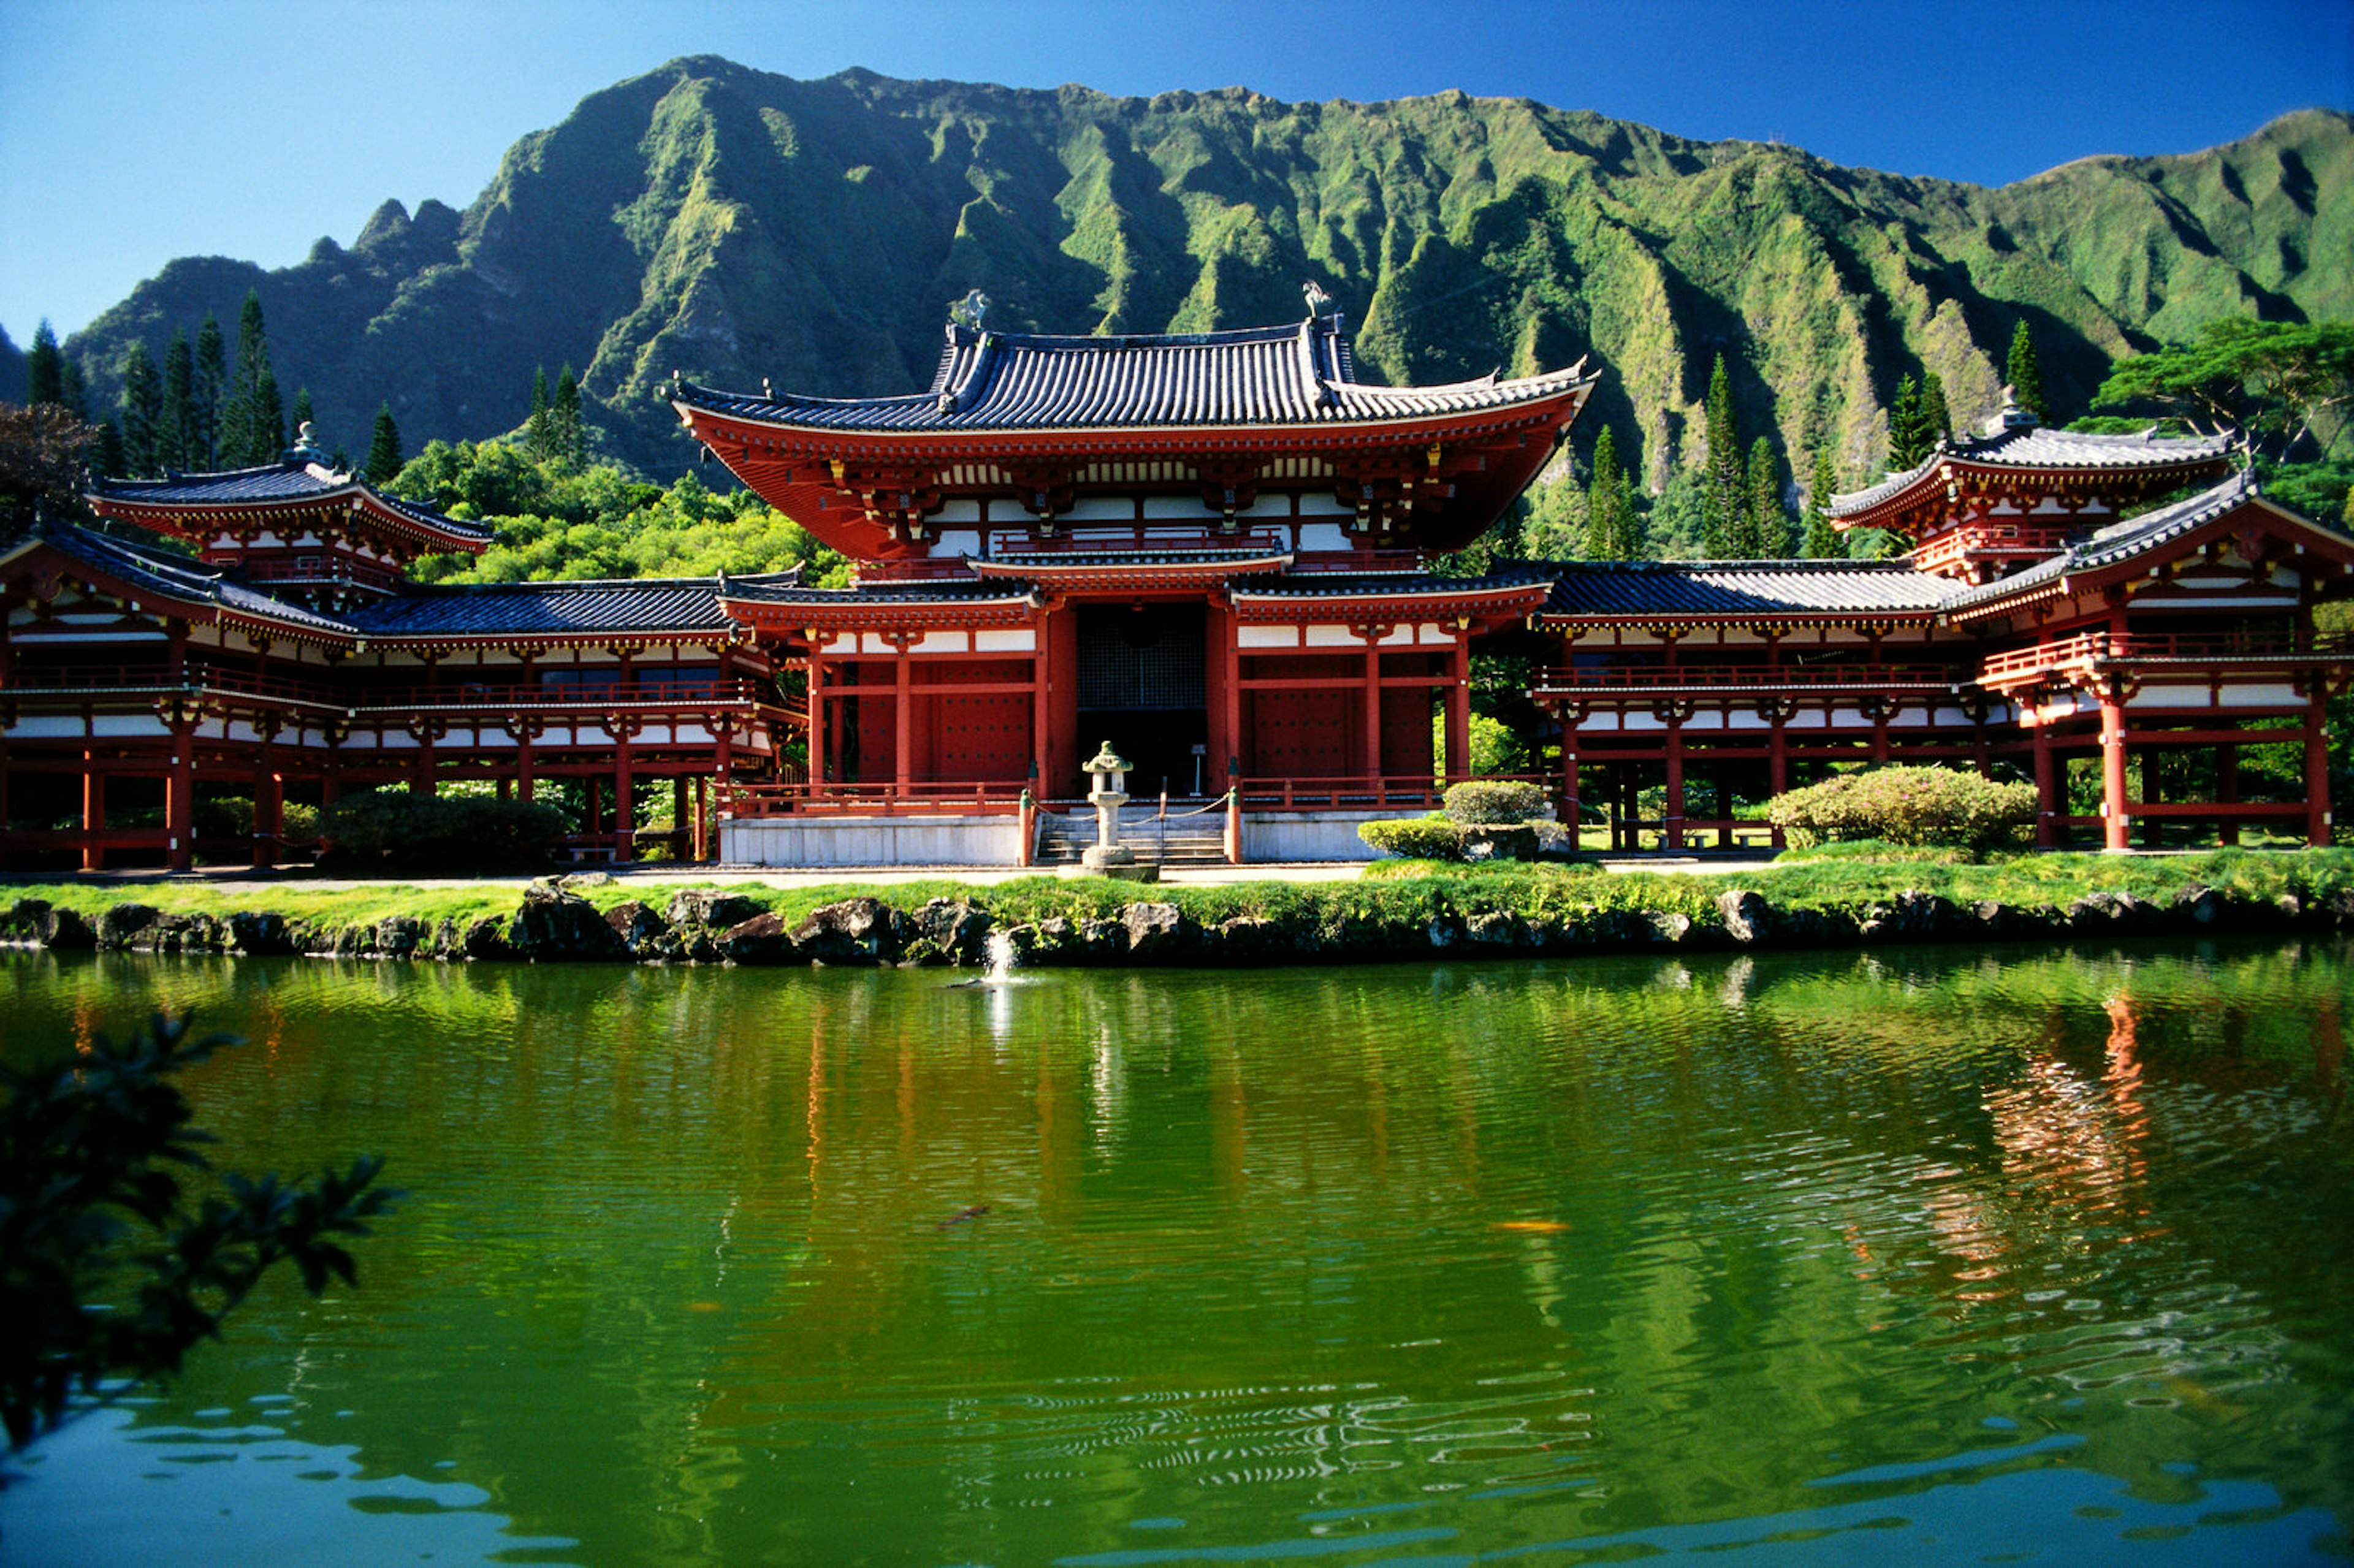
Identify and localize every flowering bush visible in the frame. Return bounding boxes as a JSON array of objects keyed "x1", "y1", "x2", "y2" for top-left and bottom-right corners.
[
  {"x1": 1441, "y1": 780, "x2": 1548, "y2": 826},
  {"x1": 1766, "y1": 766, "x2": 2035, "y2": 854},
  {"x1": 1358, "y1": 816, "x2": 1467, "y2": 861}
]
